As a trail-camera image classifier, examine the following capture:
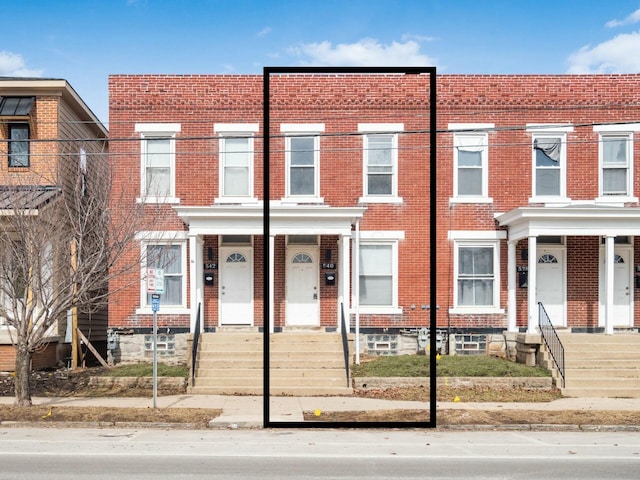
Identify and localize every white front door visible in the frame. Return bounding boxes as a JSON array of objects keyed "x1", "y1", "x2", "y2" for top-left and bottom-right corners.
[
  {"x1": 286, "y1": 248, "x2": 319, "y2": 326},
  {"x1": 536, "y1": 248, "x2": 566, "y2": 327},
  {"x1": 219, "y1": 247, "x2": 253, "y2": 325},
  {"x1": 599, "y1": 246, "x2": 633, "y2": 328}
]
